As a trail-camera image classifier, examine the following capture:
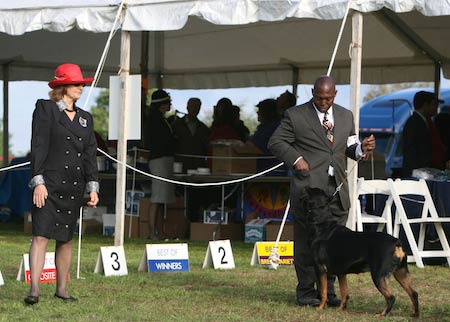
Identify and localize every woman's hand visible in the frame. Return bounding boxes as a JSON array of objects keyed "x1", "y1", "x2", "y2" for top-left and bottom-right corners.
[
  {"x1": 33, "y1": 184, "x2": 48, "y2": 208},
  {"x1": 87, "y1": 191, "x2": 99, "y2": 208}
]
